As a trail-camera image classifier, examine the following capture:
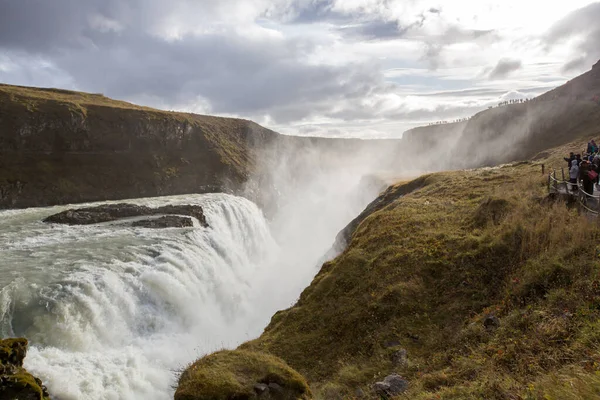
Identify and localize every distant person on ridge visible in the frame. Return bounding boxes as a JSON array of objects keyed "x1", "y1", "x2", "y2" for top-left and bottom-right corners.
[{"x1": 570, "y1": 159, "x2": 579, "y2": 192}]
